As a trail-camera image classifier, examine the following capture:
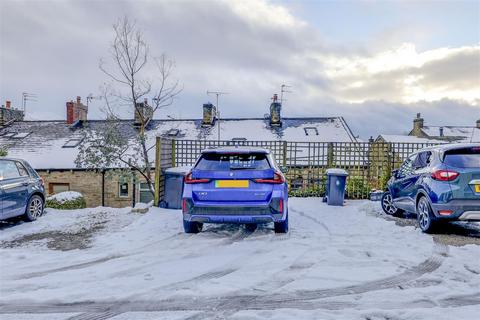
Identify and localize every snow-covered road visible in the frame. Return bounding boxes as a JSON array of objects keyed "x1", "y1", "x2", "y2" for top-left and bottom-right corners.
[{"x1": 0, "y1": 199, "x2": 479, "y2": 319}]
